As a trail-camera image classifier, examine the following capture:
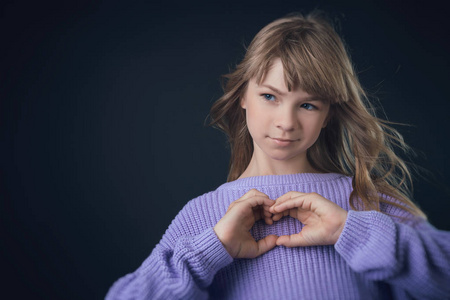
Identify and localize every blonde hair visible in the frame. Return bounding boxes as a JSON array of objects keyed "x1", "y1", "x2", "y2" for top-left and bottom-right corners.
[{"x1": 209, "y1": 11, "x2": 425, "y2": 217}]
